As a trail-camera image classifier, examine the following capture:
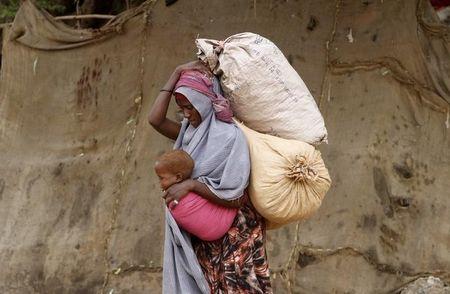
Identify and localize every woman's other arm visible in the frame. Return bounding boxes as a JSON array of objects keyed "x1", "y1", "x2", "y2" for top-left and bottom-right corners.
[
  {"x1": 190, "y1": 180, "x2": 243, "y2": 208},
  {"x1": 163, "y1": 179, "x2": 243, "y2": 208}
]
